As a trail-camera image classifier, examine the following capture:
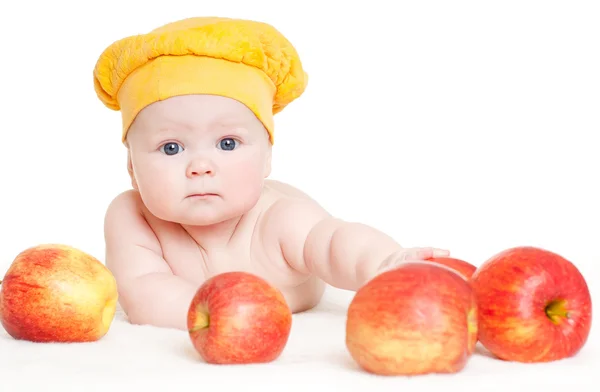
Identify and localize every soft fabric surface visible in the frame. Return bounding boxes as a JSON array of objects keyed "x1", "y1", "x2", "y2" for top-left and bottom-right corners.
[{"x1": 1, "y1": 286, "x2": 596, "y2": 391}]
